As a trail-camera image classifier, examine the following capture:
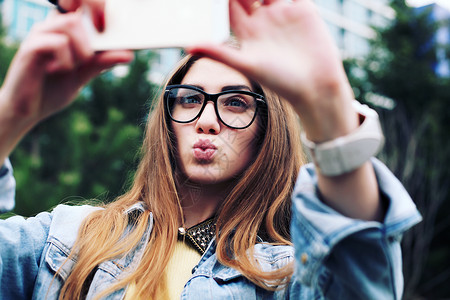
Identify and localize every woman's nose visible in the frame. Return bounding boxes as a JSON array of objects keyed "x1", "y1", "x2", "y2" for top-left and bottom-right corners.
[{"x1": 195, "y1": 102, "x2": 221, "y2": 134}]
